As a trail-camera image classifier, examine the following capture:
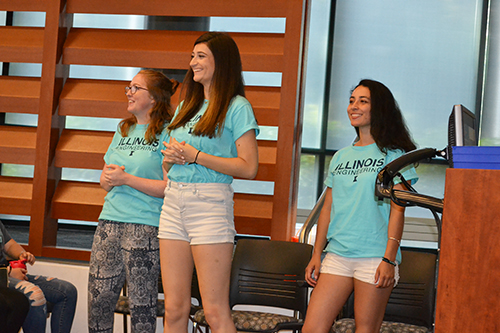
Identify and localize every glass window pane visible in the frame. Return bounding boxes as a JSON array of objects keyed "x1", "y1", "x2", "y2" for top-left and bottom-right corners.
[
  {"x1": 12, "y1": 11, "x2": 45, "y2": 27},
  {"x1": 323, "y1": 154, "x2": 333, "y2": 185},
  {"x1": 1, "y1": 164, "x2": 34, "y2": 177},
  {"x1": 233, "y1": 180, "x2": 274, "y2": 195},
  {"x1": 243, "y1": 72, "x2": 282, "y2": 87},
  {"x1": 297, "y1": 154, "x2": 319, "y2": 209},
  {"x1": 73, "y1": 14, "x2": 146, "y2": 29},
  {"x1": 301, "y1": 0, "x2": 331, "y2": 149},
  {"x1": 4, "y1": 113, "x2": 38, "y2": 126},
  {"x1": 65, "y1": 116, "x2": 120, "y2": 132},
  {"x1": 408, "y1": 163, "x2": 447, "y2": 218},
  {"x1": 327, "y1": 0, "x2": 483, "y2": 151},
  {"x1": 0, "y1": 11, "x2": 5, "y2": 24},
  {"x1": 61, "y1": 168, "x2": 101, "y2": 183},
  {"x1": 210, "y1": 17, "x2": 286, "y2": 33},
  {"x1": 69, "y1": 65, "x2": 141, "y2": 81},
  {"x1": 7, "y1": 63, "x2": 42, "y2": 77}
]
